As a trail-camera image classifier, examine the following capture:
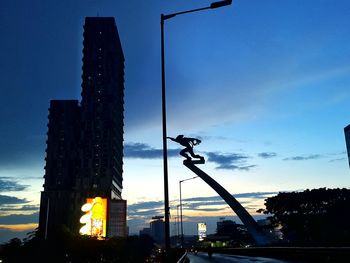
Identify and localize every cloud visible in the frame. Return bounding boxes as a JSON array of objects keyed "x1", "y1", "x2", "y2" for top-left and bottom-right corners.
[
  {"x1": 128, "y1": 201, "x2": 163, "y2": 211},
  {"x1": 233, "y1": 192, "x2": 278, "y2": 198},
  {"x1": 0, "y1": 195, "x2": 30, "y2": 205},
  {"x1": 180, "y1": 192, "x2": 278, "y2": 212},
  {"x1": 218, "y1": 164, "x2": 257, "y2": 171},
  {"x1": 205, "y1": 152, "x2": 256, "y2": 171},
  {"x1": 123, "y1": 143, "x2": 258, "y2": 172},
  {"x1": 127, "y1": 200, "x2": 164, "y2": 219},
  {"x1": 184, "y1": 196, "x2": 222, "y2": 202},
  {"x1": 283, "y1": 154, "x2": 323, "y2": 161},
  {"x1": 184, "y1": 192, "x2": 278, "y2": 203},
  {"x1": 129, "y1": 209, "x2": 163, "y2": 218},
  {"x1": 124, "y1": 143, "x2": 180, "y2": 159},
  {"x1": 258, "y1": 152, "x2": 277, "y2": 159},
  {"x1": 184, "y1": 200, "x2": 229, "y2": 212},
  {"x1": 0, "y1": 205, "x2": 39, "y2": 212},
  {"x1": 127, "y1": 192, "x2": 279, "y2": 219},
  {"x1": 329, "y1": 158, "x2": 346, "y2": 163},
  {"x1": 0, "y1": 177, "x2": 29, "y2": 192},
  {"x1": 126, "y1": 192, "x2": 280, "y2": 234},
  {"x1": 185, "y1": 200, "x2": 226, "y2": 207},
  {"x1": 0, "y1": 212, "x2": 39, "y2": 225},
  {"x1": 187, "y1": 206, "x2": 227, "y2": 212}
]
